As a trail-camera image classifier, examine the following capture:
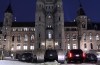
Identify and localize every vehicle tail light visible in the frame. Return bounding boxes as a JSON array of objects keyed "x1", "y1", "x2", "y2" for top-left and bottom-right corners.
[
  {"x1": 68, "y1": 52, "x2": 72, "y2": 58},
  {"x1": 82, "y1": 53, "x2": 86, "y2": 58}
]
